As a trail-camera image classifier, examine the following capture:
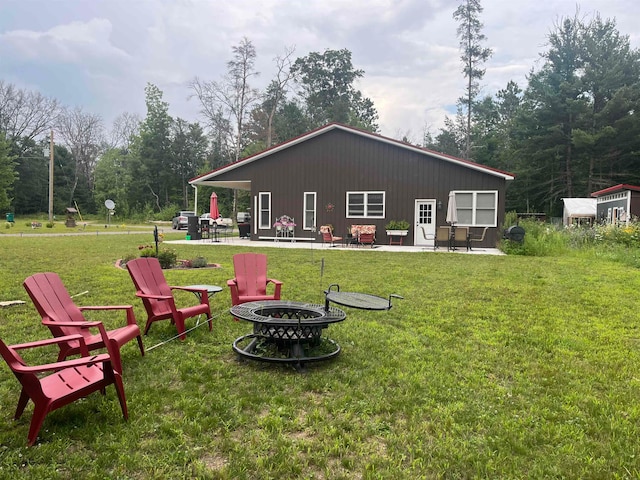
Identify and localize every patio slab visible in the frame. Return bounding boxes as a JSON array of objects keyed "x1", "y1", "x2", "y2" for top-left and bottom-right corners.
[{"x1": 165, "y1": 236, "x2": 504, "y2": 255}]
